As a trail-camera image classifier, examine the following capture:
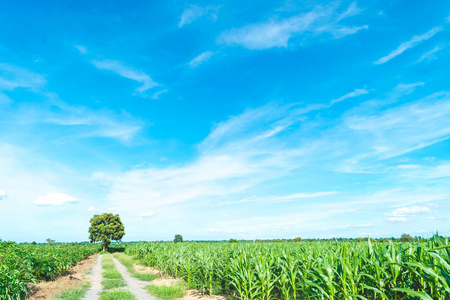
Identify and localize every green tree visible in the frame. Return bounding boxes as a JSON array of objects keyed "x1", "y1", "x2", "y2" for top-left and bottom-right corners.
[
  {"x1": 292, "y1": 237, "x2": 302, "y2": 242},
  {"x1": 400, "y1": 233, "x2": 414, "y2": 242},
  {"x1": 89, "y1": 213, "x2": 125, "y2": 251},
  {"x1": 46, "y1": 238, "x2": 55, "y2": 245},
  {"x1": 174, "y1": 234, "x2": 183, "y2": 243}
]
